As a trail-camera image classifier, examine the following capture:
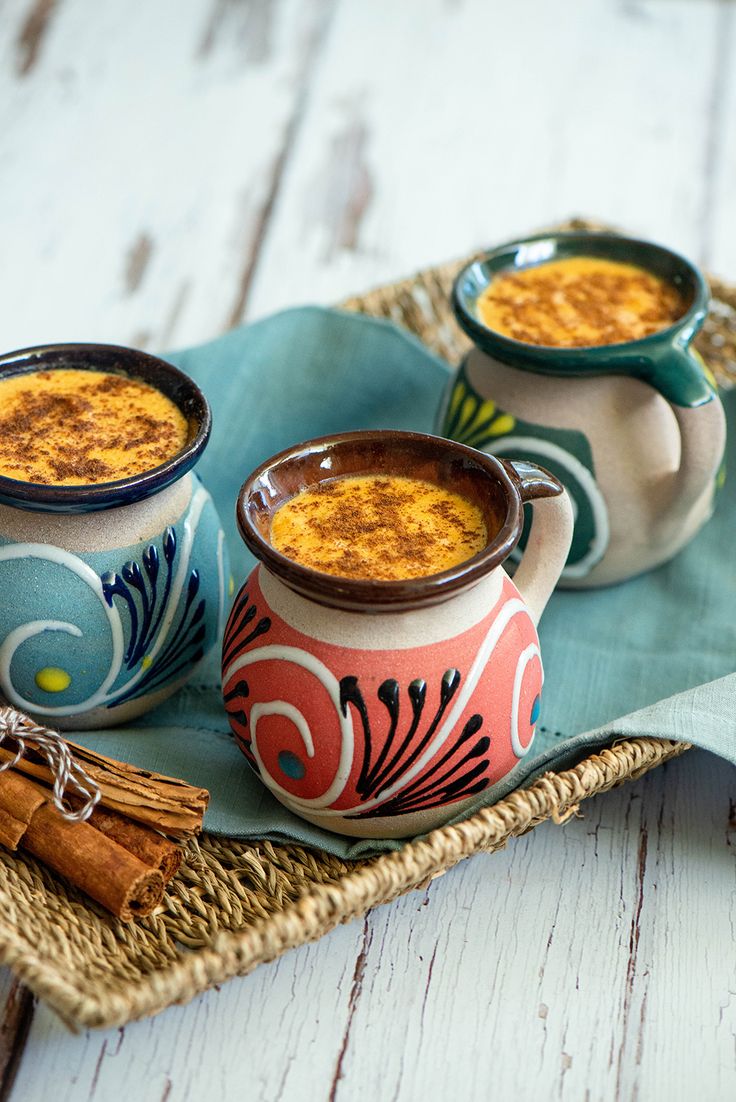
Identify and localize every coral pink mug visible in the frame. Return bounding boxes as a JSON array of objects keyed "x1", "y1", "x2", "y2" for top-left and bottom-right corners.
[{"x1": 222, "y1": 431, "x2": 573, "y2": 839}]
